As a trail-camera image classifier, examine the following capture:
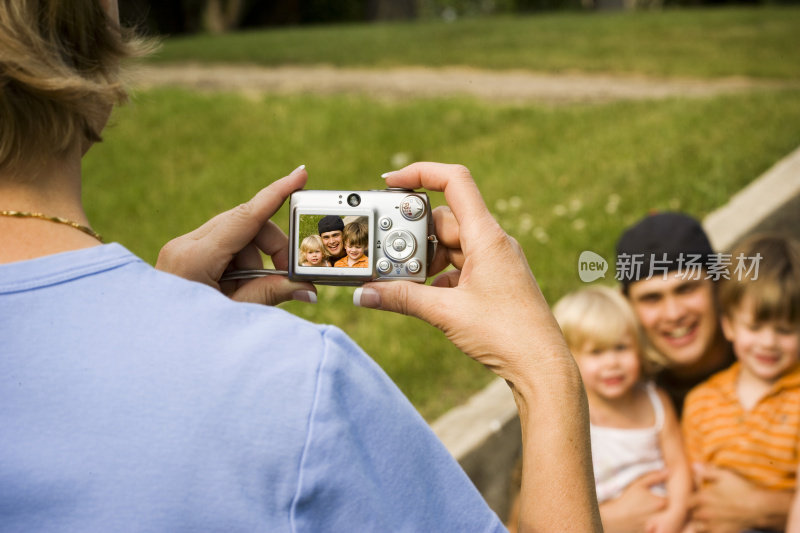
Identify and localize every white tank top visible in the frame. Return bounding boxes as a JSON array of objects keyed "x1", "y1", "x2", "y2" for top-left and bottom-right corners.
[{"x1": 590, "y1": 382, "x2": 666, "y2": 503}]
